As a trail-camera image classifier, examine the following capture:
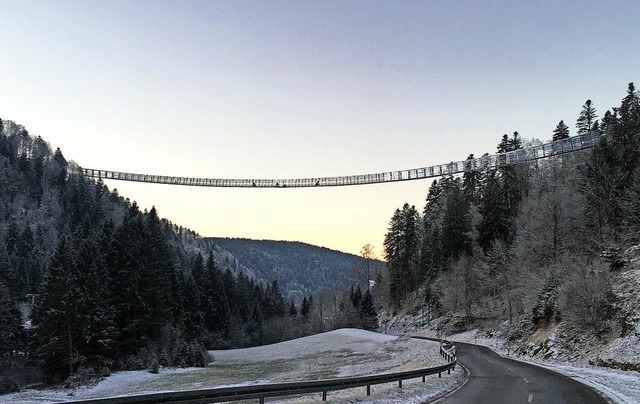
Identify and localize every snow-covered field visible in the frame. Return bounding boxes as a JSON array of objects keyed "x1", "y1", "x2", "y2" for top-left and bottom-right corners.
[
  {"x1": 420, "y1": 328, "x2": 640, "y2": 404},
  {"x1": 3, "y1": 328, "x2": 464, "y2": 403}
]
